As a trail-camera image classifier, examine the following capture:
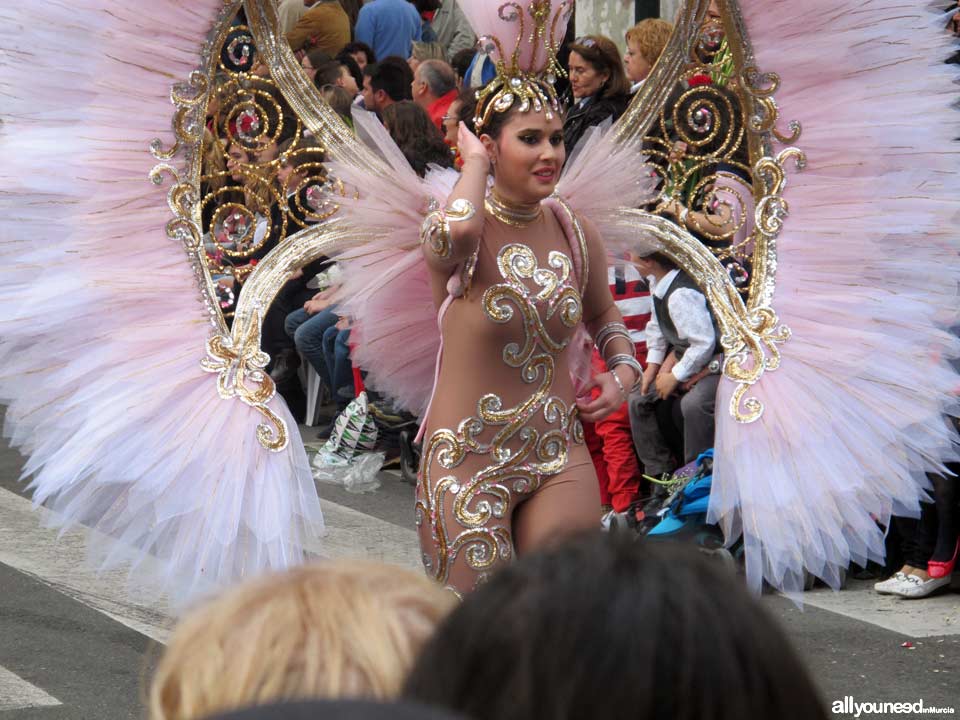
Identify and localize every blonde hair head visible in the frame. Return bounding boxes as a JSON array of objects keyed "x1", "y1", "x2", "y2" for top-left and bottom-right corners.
[
  {"x1": 625, "y1": 18, "x2": 674, "y2": 66},
  {"x1": 410, "y1": 41, "x2": 447, "y2": 64},
  {"x1": 149, "y1": 561, "x2": 456, "y2": 720}
]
